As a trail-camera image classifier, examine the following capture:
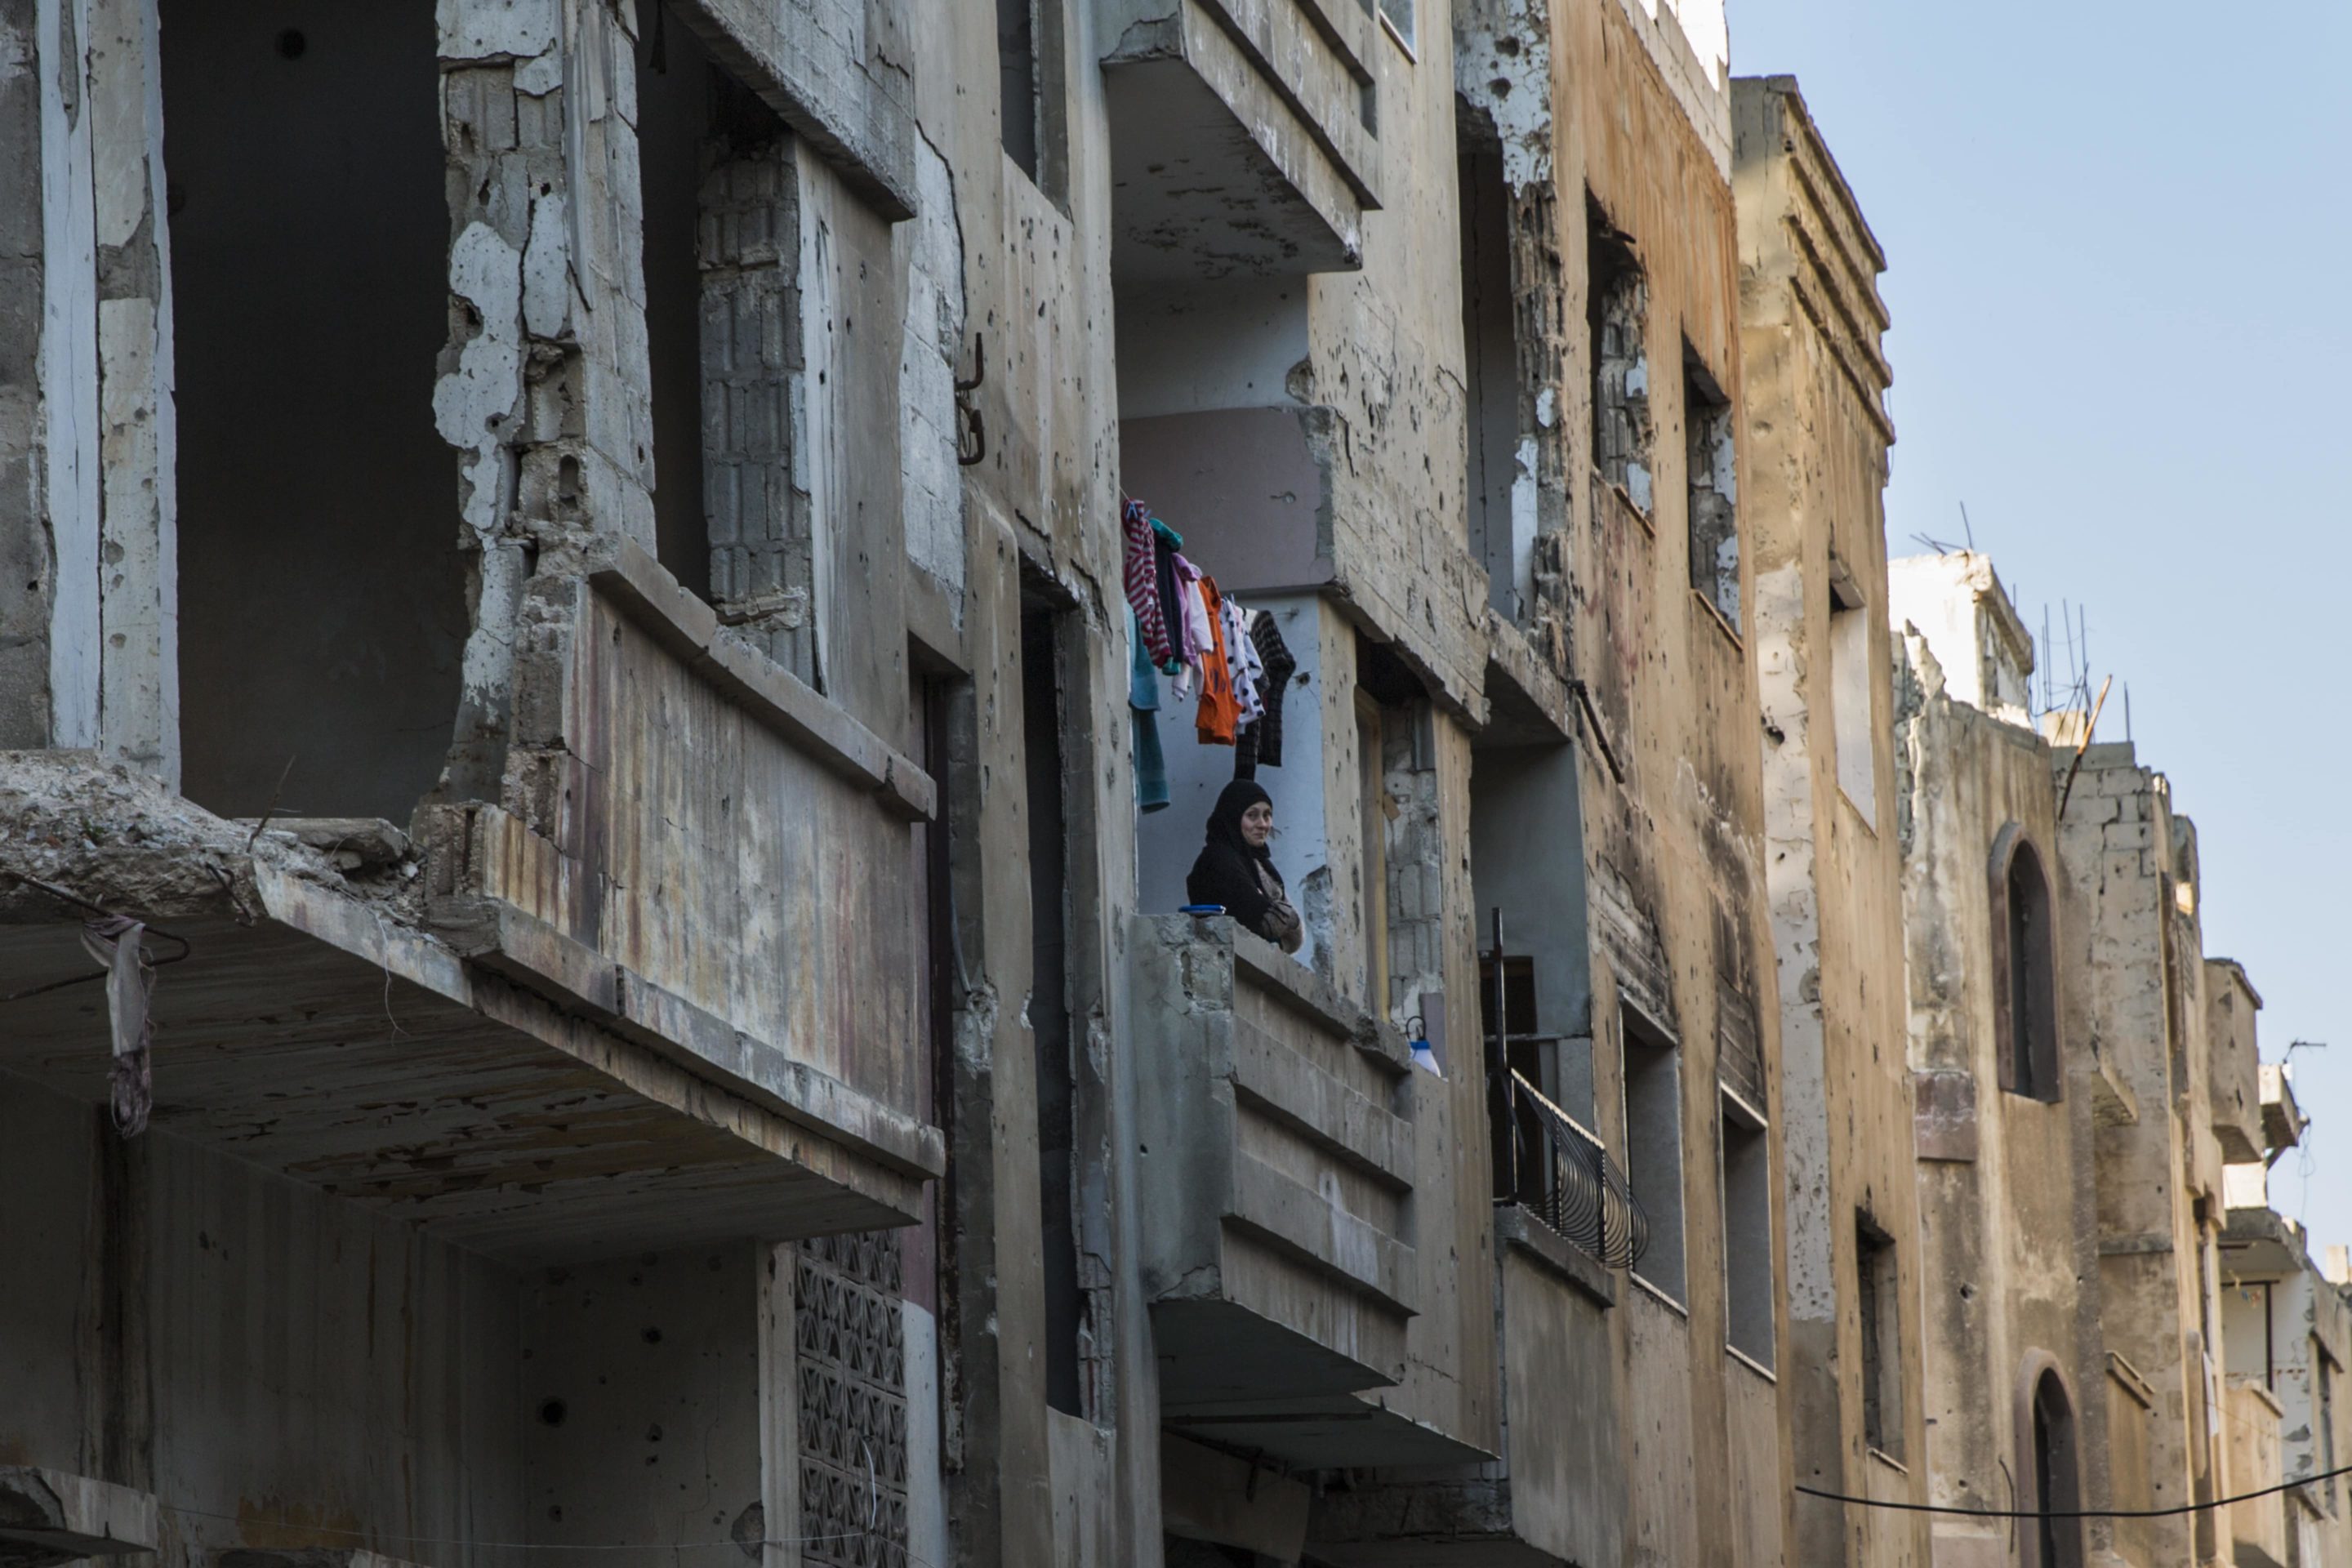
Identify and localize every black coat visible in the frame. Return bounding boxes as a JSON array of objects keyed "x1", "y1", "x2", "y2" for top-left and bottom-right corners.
[{"x1": 1187, "y1": 839, "x2": 1288, "y2": 943}]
